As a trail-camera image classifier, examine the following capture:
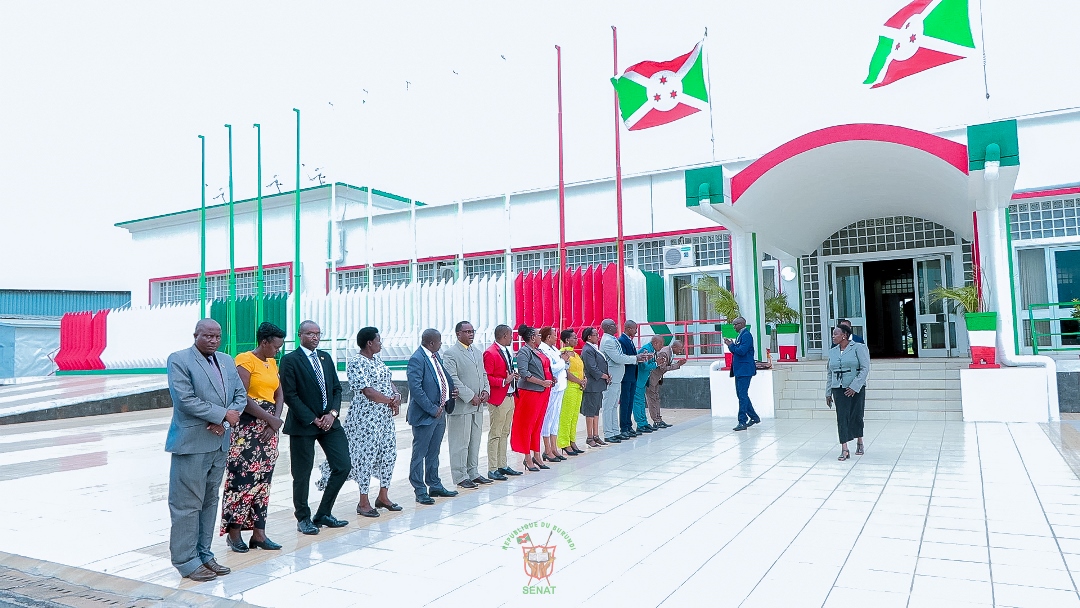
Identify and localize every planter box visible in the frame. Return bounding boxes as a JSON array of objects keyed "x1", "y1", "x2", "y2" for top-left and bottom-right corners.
[
  {"x1": 964, "y1": 312, "x2": 999, "y2": 368},
  {"x1": 775, "y1": 323, "x2": 800, "y2": 361}
]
